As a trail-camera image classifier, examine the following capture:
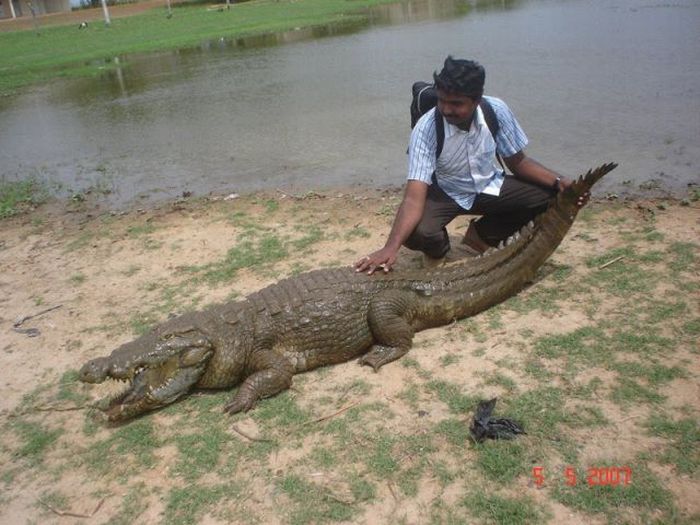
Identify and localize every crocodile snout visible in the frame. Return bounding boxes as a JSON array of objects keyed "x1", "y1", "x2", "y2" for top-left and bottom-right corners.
[{"x1": 78, "y1": 357, "x2": 110, "y2": 383}]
